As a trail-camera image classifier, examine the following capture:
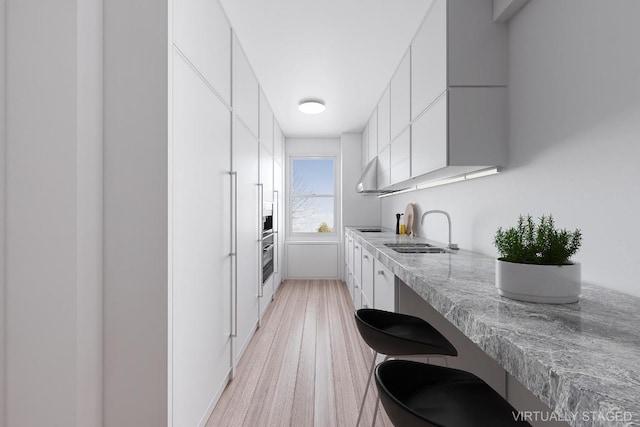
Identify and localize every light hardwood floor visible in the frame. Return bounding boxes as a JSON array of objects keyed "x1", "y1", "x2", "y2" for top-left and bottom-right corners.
[{"x1": 206, "y1": 279, "x2": 392, "y2": 427}]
